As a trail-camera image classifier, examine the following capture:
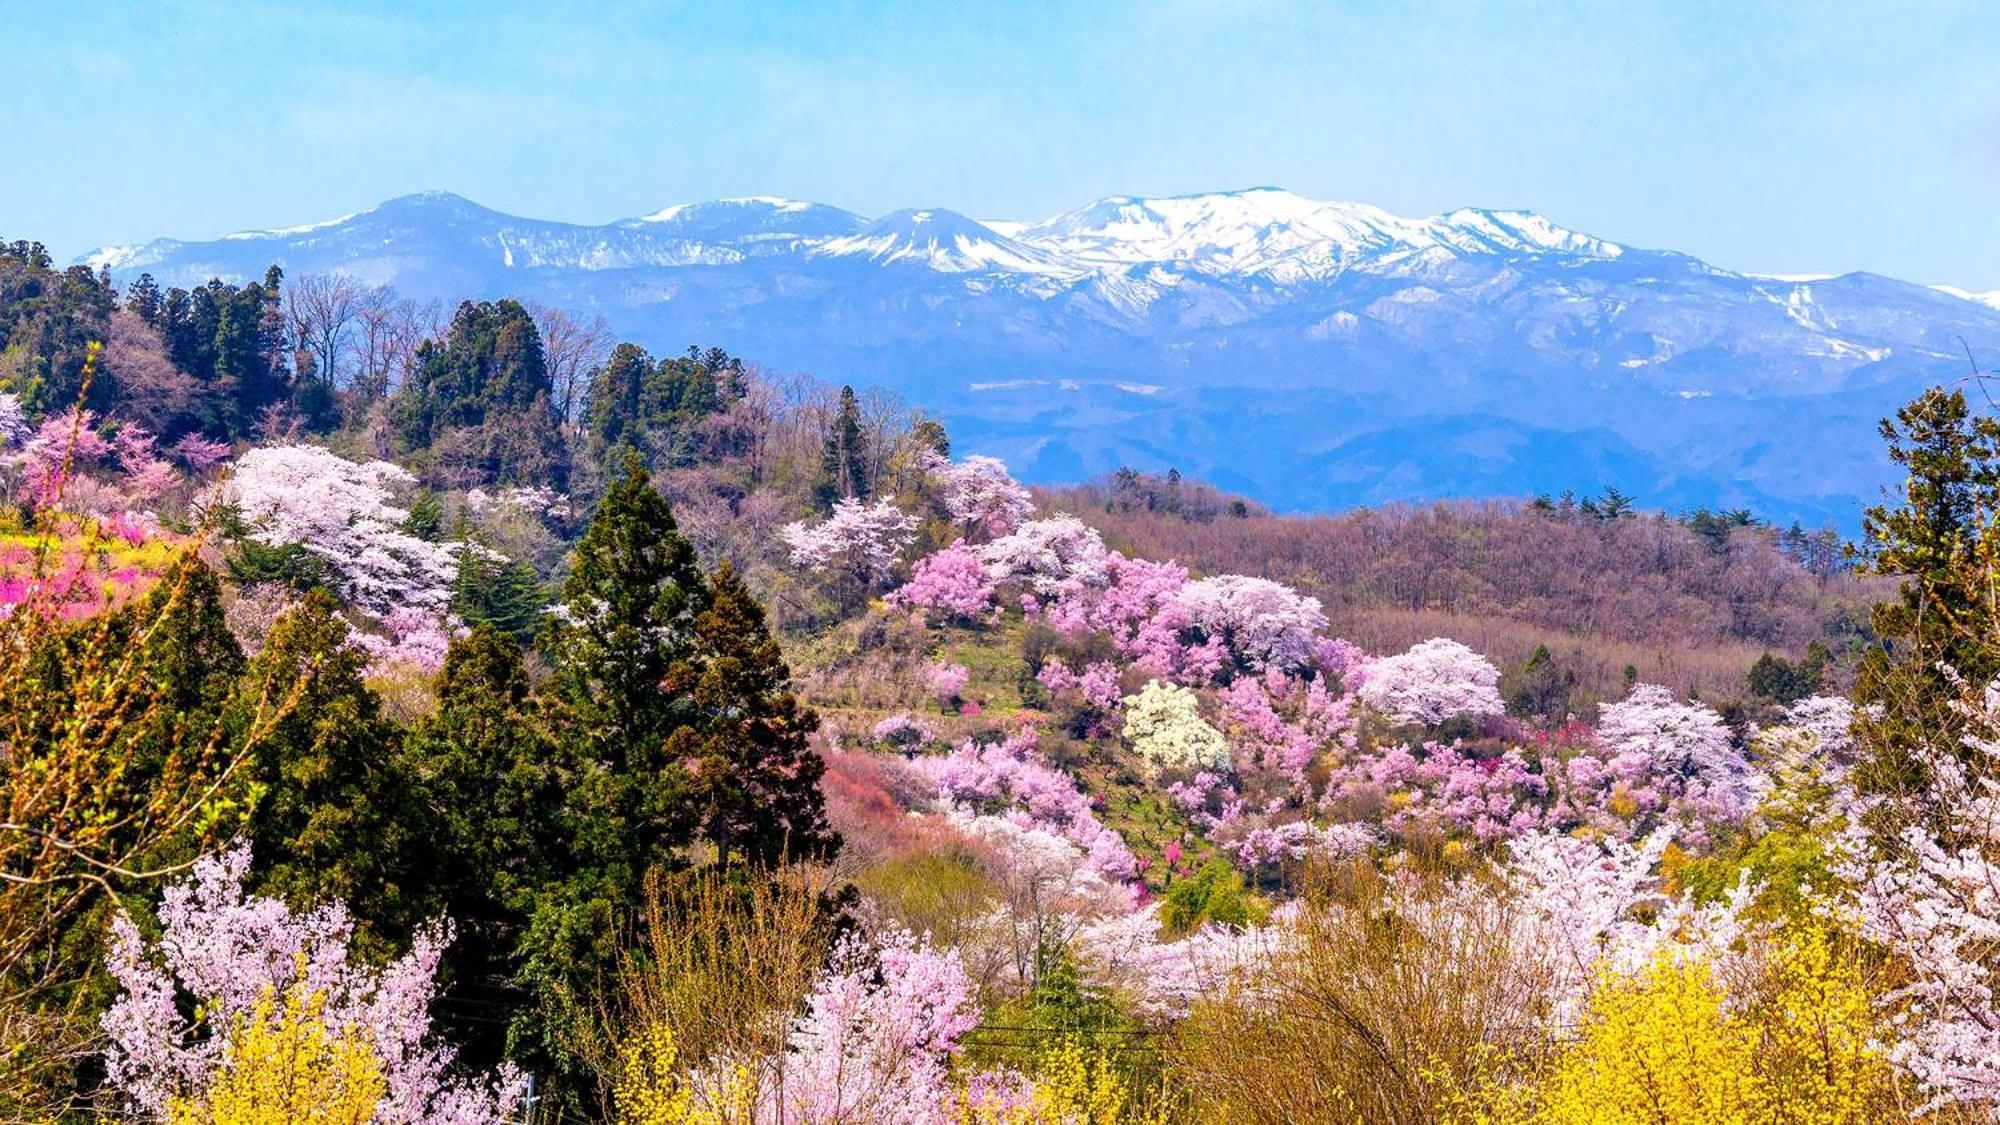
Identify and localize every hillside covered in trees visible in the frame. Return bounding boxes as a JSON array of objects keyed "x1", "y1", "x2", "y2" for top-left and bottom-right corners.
[{"x1": 5, "y1": 242, "x2": 2000, "y2": 1124}]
